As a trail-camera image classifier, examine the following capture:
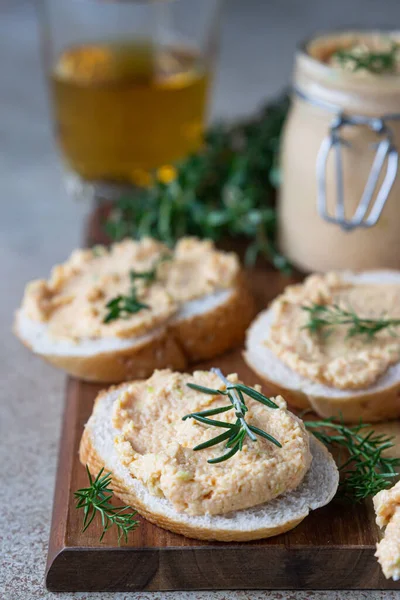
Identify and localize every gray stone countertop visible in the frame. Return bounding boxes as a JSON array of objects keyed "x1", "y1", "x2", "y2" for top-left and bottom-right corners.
[{"x1": 1, "y1": 0, "x2": 400, "y2": 598}]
